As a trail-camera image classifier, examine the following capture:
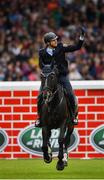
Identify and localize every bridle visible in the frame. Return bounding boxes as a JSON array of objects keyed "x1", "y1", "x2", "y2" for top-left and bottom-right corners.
[{"x1": 41, "y1": 71, "x2": 57, "y2": 104}]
